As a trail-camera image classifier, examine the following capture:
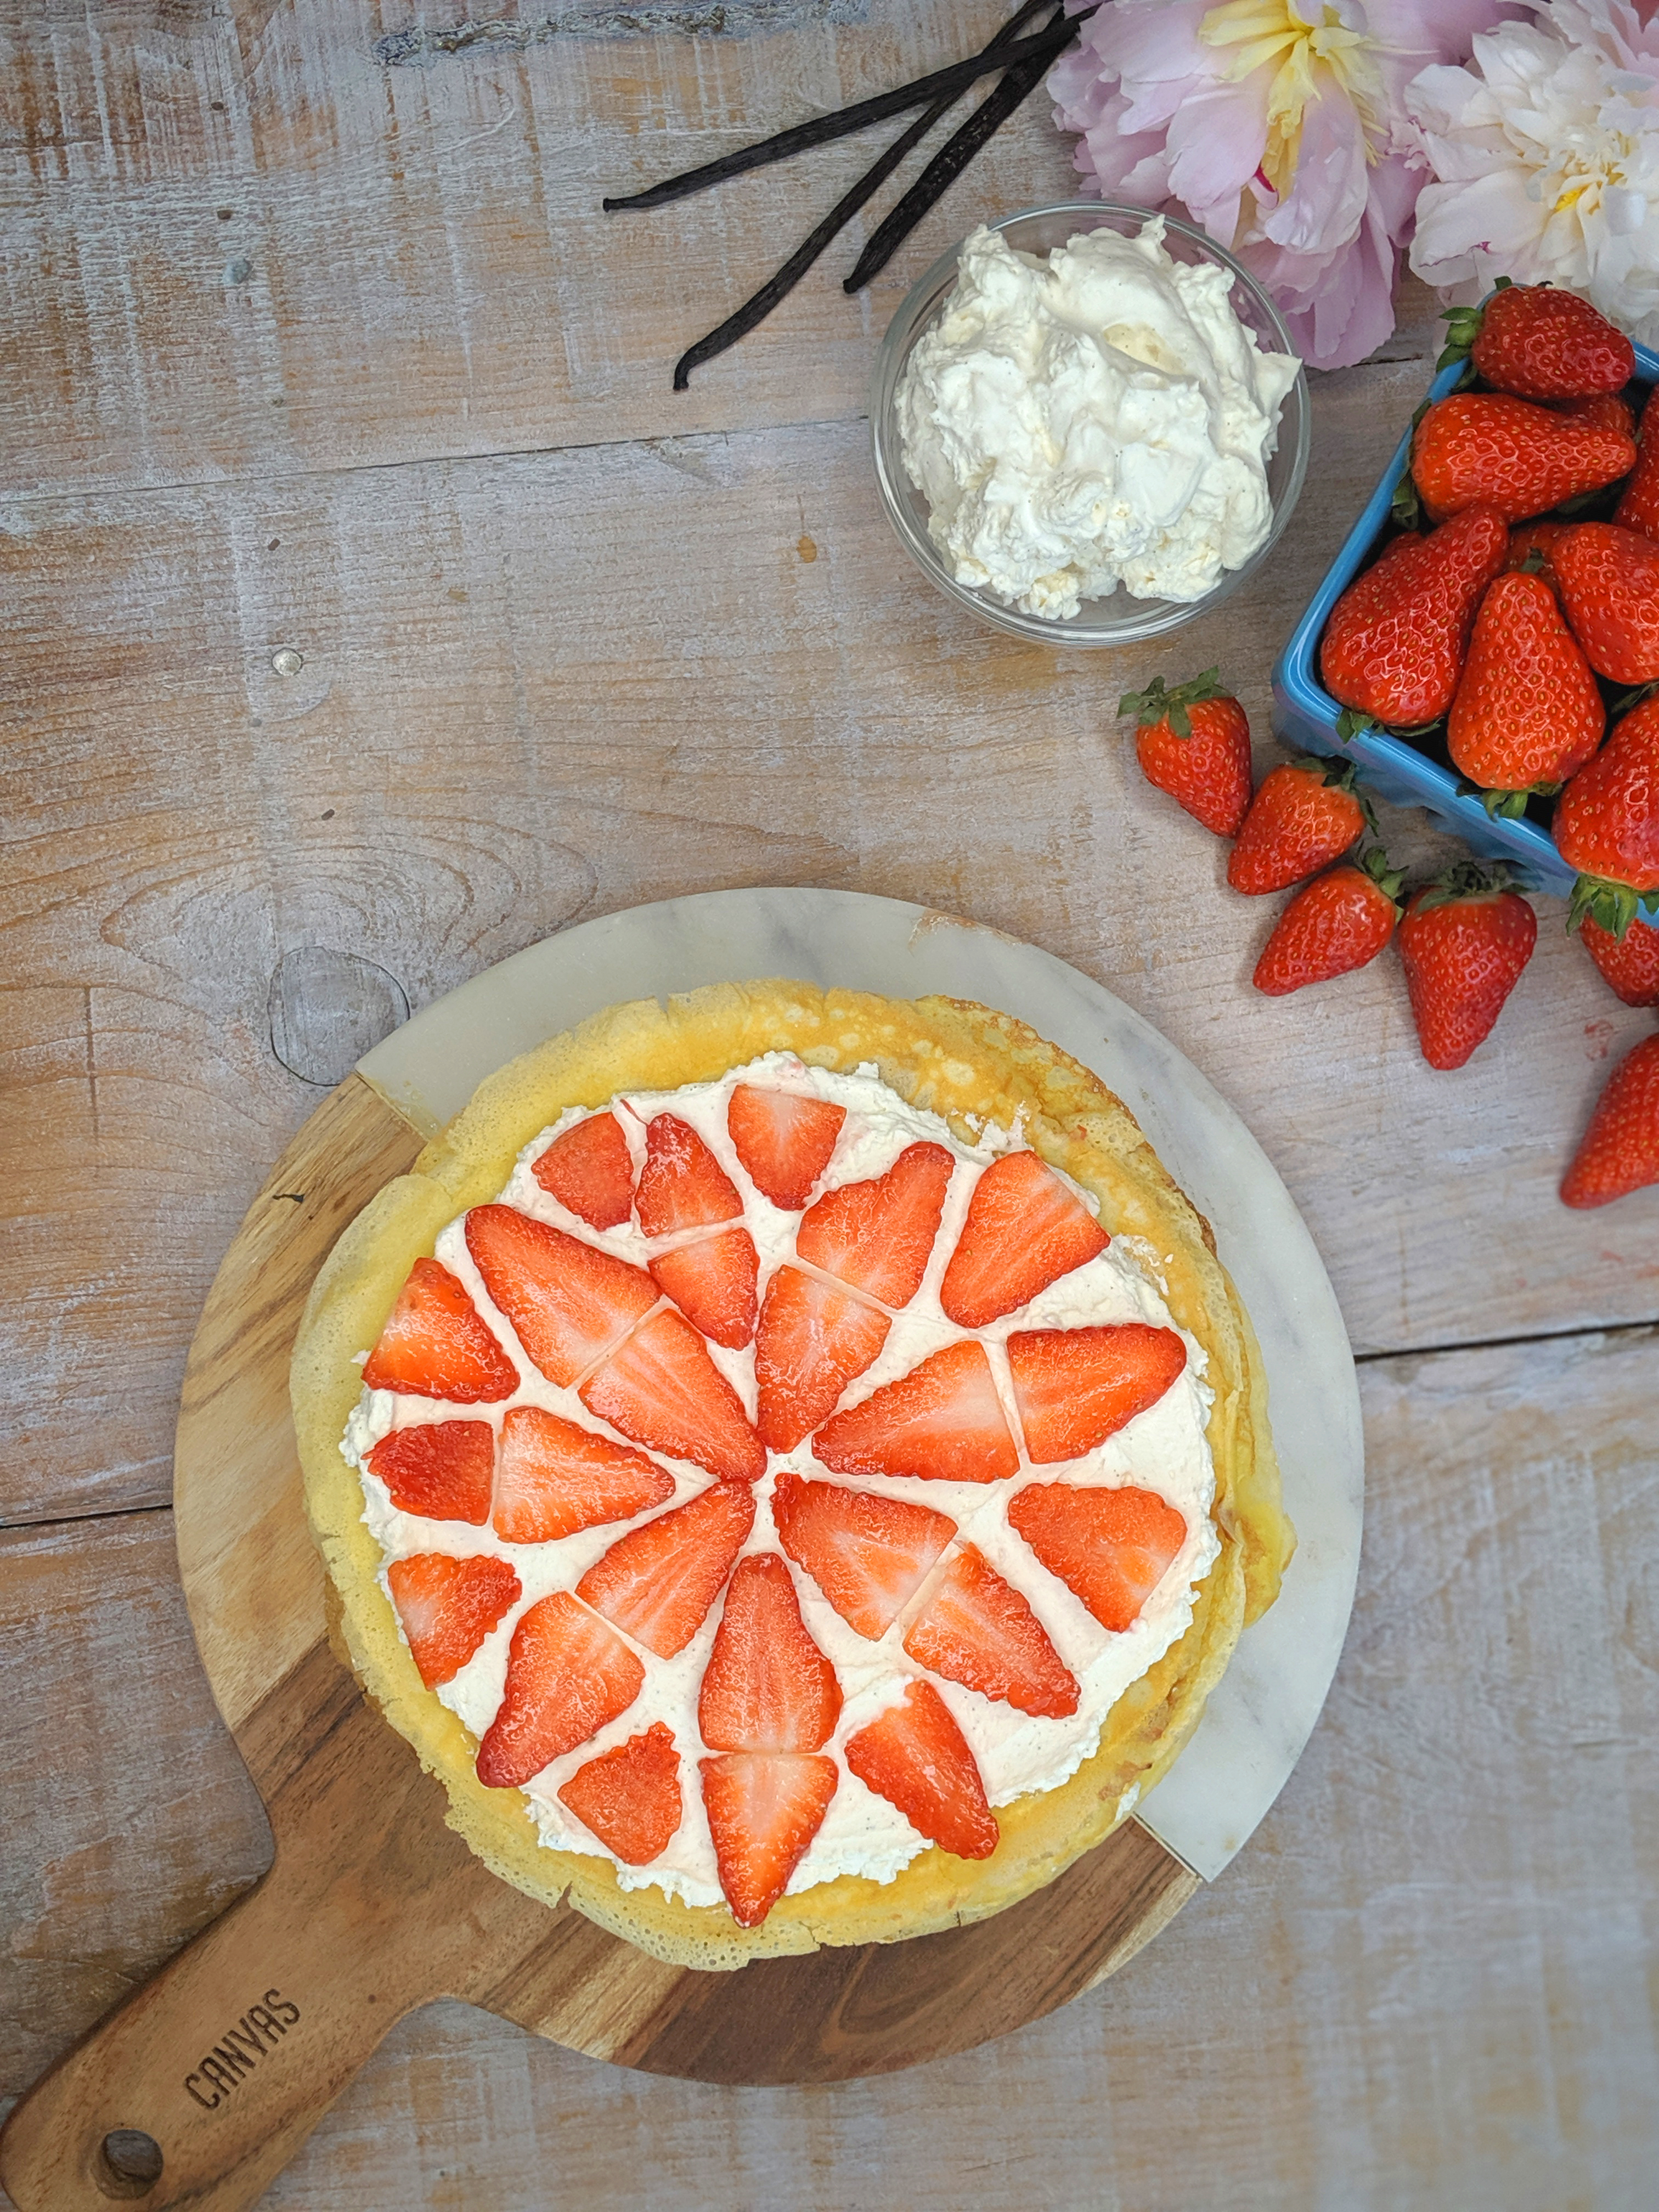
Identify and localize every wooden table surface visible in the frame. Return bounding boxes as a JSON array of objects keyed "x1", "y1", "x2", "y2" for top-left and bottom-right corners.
[{"x1": 4, "y1": 4, "x2": 1656, "y2": 2205}]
